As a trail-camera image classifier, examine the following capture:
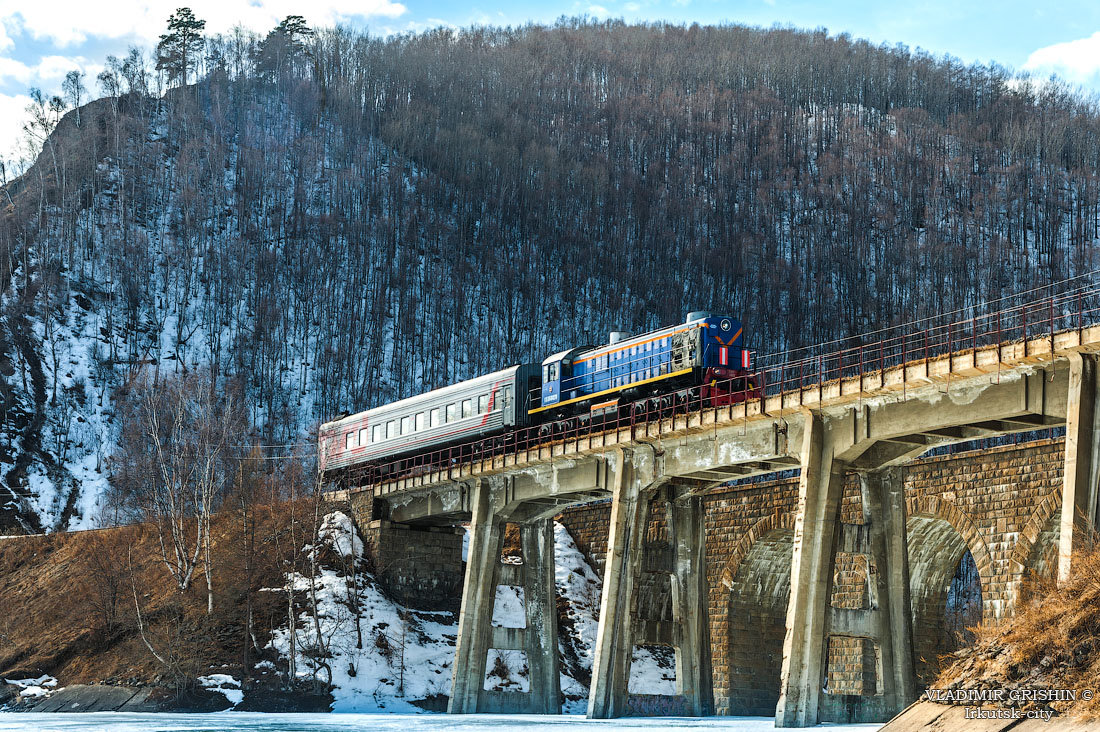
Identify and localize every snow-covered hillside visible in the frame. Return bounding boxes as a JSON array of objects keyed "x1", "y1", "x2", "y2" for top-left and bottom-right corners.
[{"x1": 5, "y1": 20, "x2": 1099, "y2": 536}]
